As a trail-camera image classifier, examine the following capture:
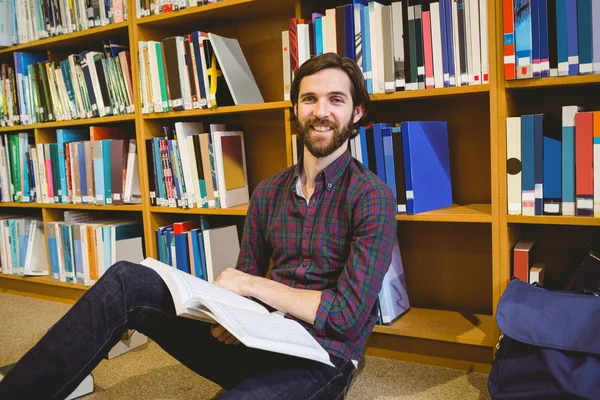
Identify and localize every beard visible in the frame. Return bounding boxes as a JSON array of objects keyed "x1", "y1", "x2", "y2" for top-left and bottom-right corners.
[{"x1": 296, "y1": 112, "x2": 355, "y2": 158}]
